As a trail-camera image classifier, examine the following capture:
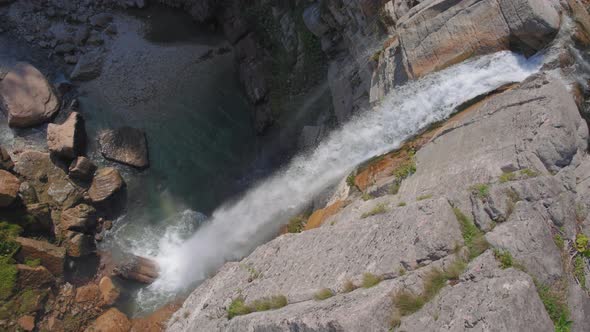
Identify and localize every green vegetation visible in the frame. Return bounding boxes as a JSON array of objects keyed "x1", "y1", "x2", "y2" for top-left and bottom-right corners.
[
  {"x1": 453, "y1": 208, "x2": 489, "y2": 259},
  {"x1": 240, "y1": 263, "x2": 262, "y2": 281},
  {"x1": 392, "y1": 263, "x2": 466, "y2": 323},
  {"x1": 362, "y1": 192, "x2": 374, "y2": 201},
  {"x1": 417, "y1": 194, "x2": 433, "y2": 201},
  {"x1": 0, "y1": 257, "x2": 17, "y2": 301},
  {"x1": 346, "y1": 173, "x2": 357, "y2": 189},
  {"x1": 287, "y1": 215, "x2": 307, "y2": 234},
  {"x1": 362, "y1": 273, "x2": 382, "y2": 288},
  {"x1": 24, "y1": 257, "x2": 41, "y2": 268},
  {"x1": 398, "y1": 267, "x2": 406, "y2": 276},
  {"x1": 574, "y1": 256, "x2": 587, "y2": 290},
  {"x1": 499, "y1": 168, "x2": 538, "y2": 183},
  {"x1": 392, "y1": 154, "x2": 416, "y2": 180},
  {"x1": 535, "y1": 281, "x2": 571, "y2": 332},
  {"x1": 397, "y1": 202, "x2": 406, "y2": 207},
  {"x1": 471, "y1": 184, "x2": 490, "y2": 199},
  {"x1": 388, "y1": 182, "x2": 401, "y2": 195},
  {"x1": 0, "y1": 222, "x2": 22, "y2": 257},
  {"x1": 576, "y1": 233, "x2": 590, "y2": 257},
  {"x1": 342, "y1": 280, "x2": 357, "y2": 293},
  {"x1": 554, "y1": 234, "x2": 564, "y2": 250},
  {"x1": 313, "y1": 288, "x2": 334, "y2": 301},
  {"x1": 493, "y1": 249, "x2": 513, "y2": 269},
  {"x1": 361, "y1": 203, "x2": 388, "y2": 219},
  {"x1": 576, "y1": 203, "x2": 587, "y2": 222},
  {"x1": 227, "y1": 295, "x2": 288, "y2": 319}
]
